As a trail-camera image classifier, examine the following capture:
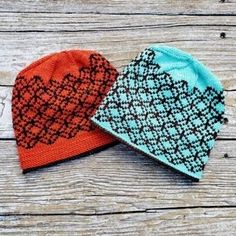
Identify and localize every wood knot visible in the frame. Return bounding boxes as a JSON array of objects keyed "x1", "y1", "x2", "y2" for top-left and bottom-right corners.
[
  {"x1": 220, "y1": 32, "x2": 226, "y2": 39},
  {"x1": 224, "y1": 153, "x2": 229, "y2": 158},
  {"x1": 223, "y1": 117, "x2": 228, "y2": 124}
]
